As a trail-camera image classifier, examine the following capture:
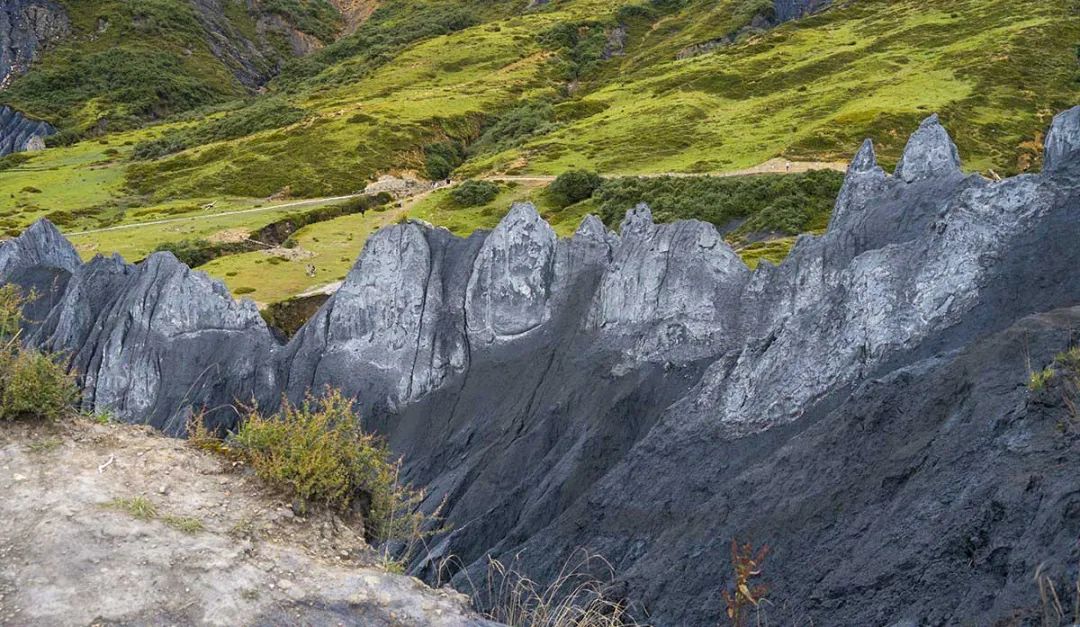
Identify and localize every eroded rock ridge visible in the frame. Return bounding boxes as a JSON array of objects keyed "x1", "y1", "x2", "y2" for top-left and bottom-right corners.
[{"x1": 4, "y1": 107, "x2": 1080, "y2": 626}]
